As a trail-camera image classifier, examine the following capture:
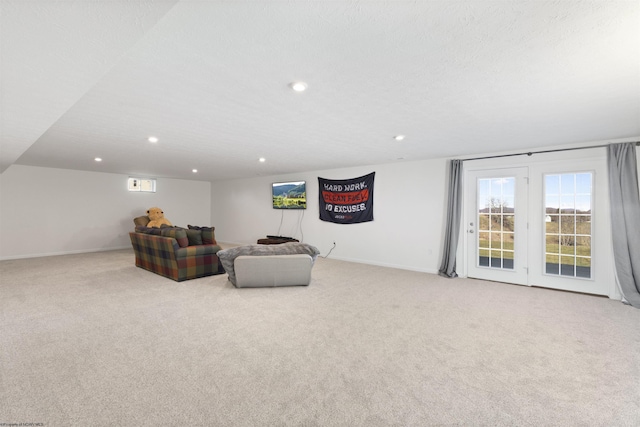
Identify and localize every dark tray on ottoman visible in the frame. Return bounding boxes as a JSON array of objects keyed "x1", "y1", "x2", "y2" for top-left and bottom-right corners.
[{"x1": 257, "y1": 237, "x2": 300, "y2": 245}]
